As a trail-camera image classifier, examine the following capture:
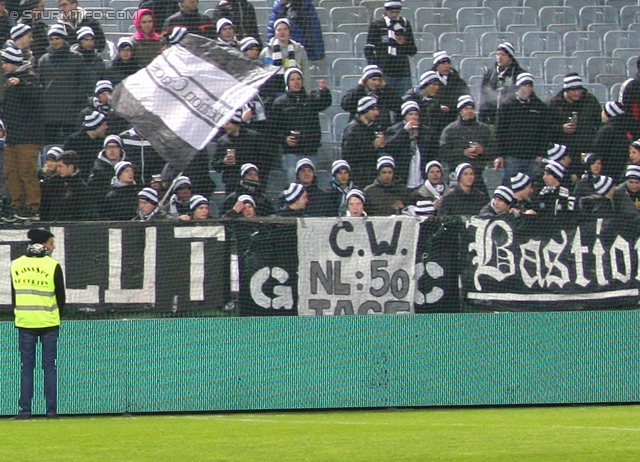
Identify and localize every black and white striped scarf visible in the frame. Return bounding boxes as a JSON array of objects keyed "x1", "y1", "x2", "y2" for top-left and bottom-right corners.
[
  {"x1": 384, "y1": 16, "x2": 405, "y2": 57},
  {"x1": 271, "y1": 38, "x2": 296, "y2": 67}
]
